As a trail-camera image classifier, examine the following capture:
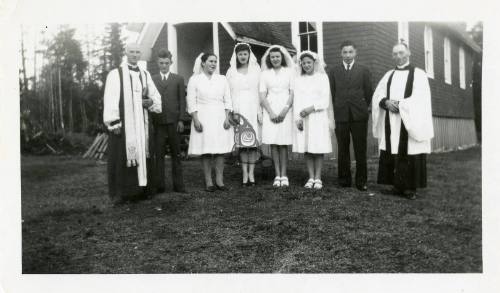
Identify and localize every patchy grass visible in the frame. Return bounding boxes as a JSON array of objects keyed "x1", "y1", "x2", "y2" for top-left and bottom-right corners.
[{"x1": 21, "y1": 148, "x2": 482, "y2": 273}]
